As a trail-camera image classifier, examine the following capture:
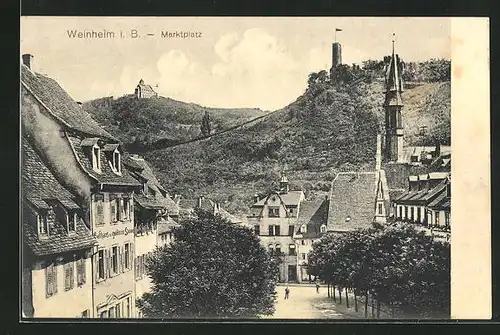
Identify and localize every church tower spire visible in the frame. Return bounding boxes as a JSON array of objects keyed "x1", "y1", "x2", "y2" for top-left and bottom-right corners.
[{"x1": 383, "y1": 33, "x2": 405, "y2": 163}]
